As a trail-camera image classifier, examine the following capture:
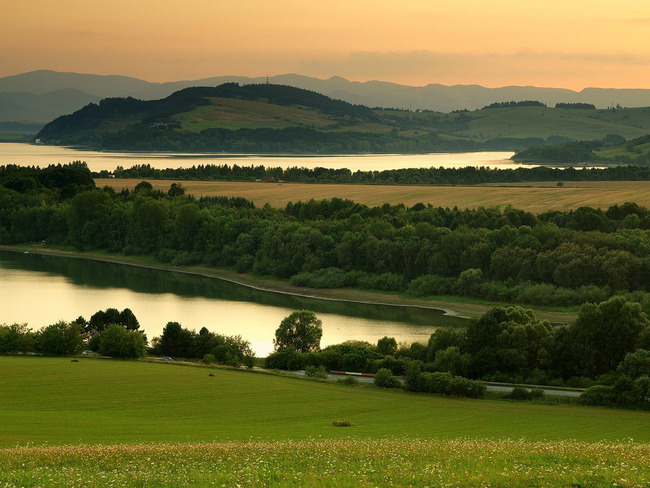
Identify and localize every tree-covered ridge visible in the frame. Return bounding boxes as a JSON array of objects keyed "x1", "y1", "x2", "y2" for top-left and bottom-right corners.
[
  {"x1": 483, "y1": 100, "x2": 547, "y2": 109},
  {"x1": 33, "y1": 83, "x2": 650, "y2": 154},
  {"x1": 555, "y1": 102, "x2": 596, "y2": 109},
  {"x1": 513, "y1": 134, "x2": 650, "y2": 165},
  {"x1": 35, "y1": 83, "x2": 378, "y2": 147}
]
